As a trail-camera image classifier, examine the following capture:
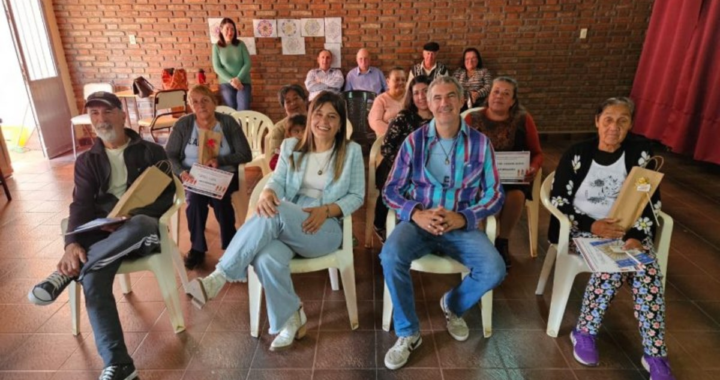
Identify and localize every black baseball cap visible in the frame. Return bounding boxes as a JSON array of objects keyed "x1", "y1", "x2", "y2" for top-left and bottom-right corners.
[
  {"x1": 86, "y1": 91, "x2": 123, "y2": 109},
  {"x1": 423, "y1": 42, "x2": 440, "y2": 52}
]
